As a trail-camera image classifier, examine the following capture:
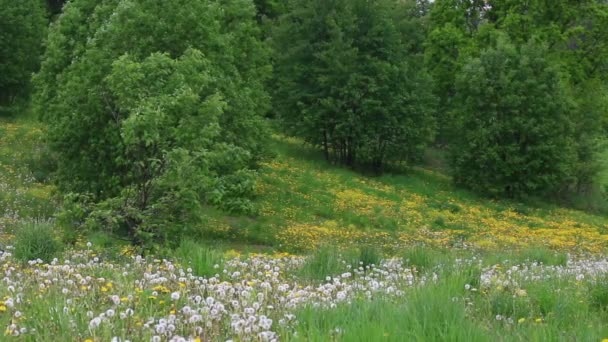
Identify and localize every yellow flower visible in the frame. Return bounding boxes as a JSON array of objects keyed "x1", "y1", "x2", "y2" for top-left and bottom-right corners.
[
  {"x1": 101, "y1": 286, "x2": 108, "y2": 293},
  {"x1": 0, "y1": 305, "x2": 6, "y2": 312},
  {"x1": 84, "y1": 339, "x2": 94, "y2": 342},
  {"x1": 518, "y1": 318, "x2": 526, "y2": 324},
  {"x1": 194, "y1": 338, "x2": 201, "y2": 342},
  {"x1": 535, "y1": 318, "x2": 543, "y2": 323}
]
